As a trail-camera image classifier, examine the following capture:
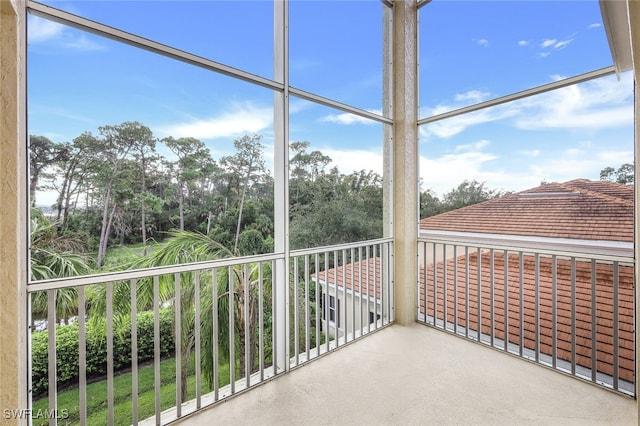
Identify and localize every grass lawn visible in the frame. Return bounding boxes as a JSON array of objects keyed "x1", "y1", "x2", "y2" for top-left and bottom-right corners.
[
  {"x1": 102, "y1": 240, "x2": 164, "y2": 269},
  {"x1": 32, "y1": 357, "x2": 231, "y2": 426}
]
